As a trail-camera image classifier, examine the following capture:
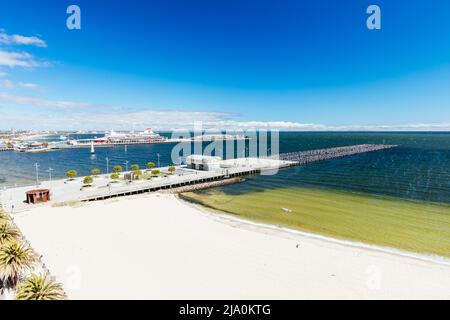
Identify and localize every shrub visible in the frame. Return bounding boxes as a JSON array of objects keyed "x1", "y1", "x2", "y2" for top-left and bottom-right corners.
[
  {"x1": 113, "y1": 165, "x2": 122, "y2": 173},
  {"x1": 110, "y1": 173, "x2": 119, "y2": 180},
  {"x1": 131, "y1": 164, "x2": 140, "y2": 171},
  {"x1": 151, "y1": 169, "x2": 160, "y2": 175},
  {"x1": 90, "y1": 168, "x2": 101, "y2": 176},
  {"x1": 146, "y1": 162, "x2": 155, "y2": 169},
  {"x1": 168, "y1": 166, "x2": 176, "y2": 174},
  {"x1": 66, "y1": 170, "x2": 77, "y2": 179},
  {"x1": 83, "y1": 176, "x2": 94, "y2": 185}
]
